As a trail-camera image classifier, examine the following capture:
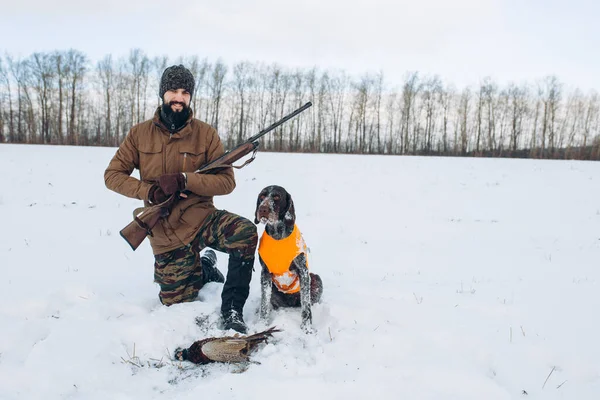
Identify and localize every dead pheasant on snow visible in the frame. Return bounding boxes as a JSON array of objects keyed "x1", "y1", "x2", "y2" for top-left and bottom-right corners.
[{"x1": 174, "y1": 326, "x2": 281, "y2": 364}]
